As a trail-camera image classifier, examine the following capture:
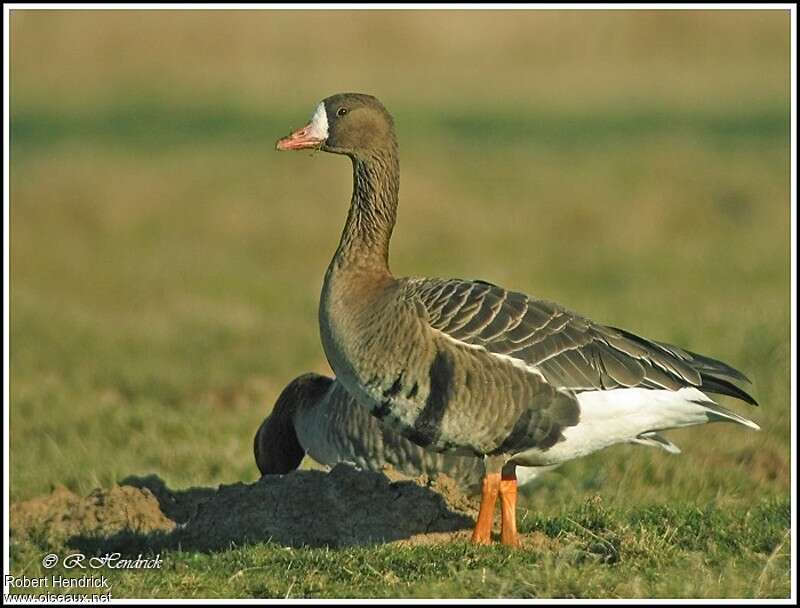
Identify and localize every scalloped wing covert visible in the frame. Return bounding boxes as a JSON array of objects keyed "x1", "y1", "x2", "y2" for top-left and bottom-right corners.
[{"x1": 405, "y1": 277, "x2": 756, "y2": 405}]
